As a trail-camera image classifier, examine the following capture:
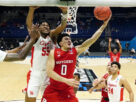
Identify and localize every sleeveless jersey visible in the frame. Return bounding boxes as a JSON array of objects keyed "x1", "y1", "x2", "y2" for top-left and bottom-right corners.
[
  {"x1": 31, "y1": 36, "x2": 54, "y2": 73},
  {"x1": 50, "y1": 47, "x2": 77, "y2": 90},
  {"x1": 0, "y1": 50, "x2": 7, "y2": 62},
  {"x1": 109, "y1": 52, "x2": 120, "y2": 62},
  {"x1": 107, "y1": 75, "x2": 124, "y2": 102}
]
